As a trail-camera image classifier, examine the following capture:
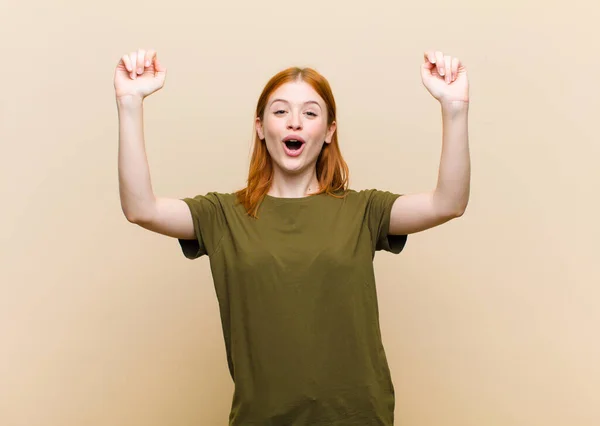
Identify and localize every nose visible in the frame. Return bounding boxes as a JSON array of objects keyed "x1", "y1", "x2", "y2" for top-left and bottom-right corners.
[{"x1": 286, "y1": 111, "x2": 302, "y2": 130}]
